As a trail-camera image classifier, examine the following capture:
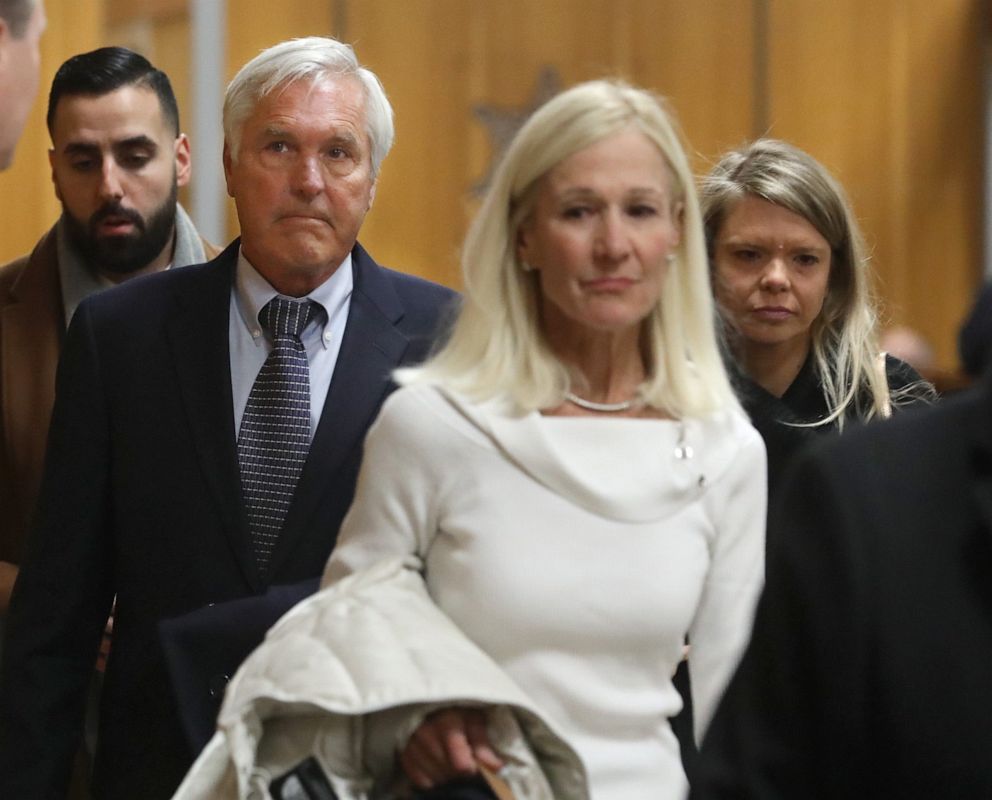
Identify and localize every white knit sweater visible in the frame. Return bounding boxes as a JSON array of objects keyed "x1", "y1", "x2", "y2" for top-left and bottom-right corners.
[{"x1": 326, "y1": 384, "x2": 766, "y2": 800}]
